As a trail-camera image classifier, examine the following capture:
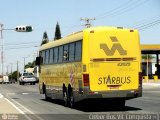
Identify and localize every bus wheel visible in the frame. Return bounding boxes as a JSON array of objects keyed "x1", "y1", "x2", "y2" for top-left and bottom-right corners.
[
  {"x1": 68, "y1": 87, "x2": 75, "y2": 108},
  {"x1": 63, "y1": 88, "x2": 68, "y2": 107},
  {"x1": 45, "y1": 92, "x2": 50, "y2": 101},
  {"x1": 43, "y1": 84, "x2": 50, "y2": 101}
]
